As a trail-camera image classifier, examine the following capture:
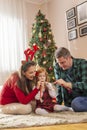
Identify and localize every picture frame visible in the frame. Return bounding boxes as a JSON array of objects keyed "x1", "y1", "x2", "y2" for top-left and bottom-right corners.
[
  {"x1": 67, "y1": 18, "x2": 76, "y2": 30},
  {"x1": 76, "y1": 1, "x2": 87, "y2": 25},
  {"x1": 68, "y1": 29, "x2": 78, "y2": 41},
  {"x1": 79, "y1": 25, "x2": 87, "y2": 37},
  {"x1": 66, "y1": 7, "x2": 76, "y2": 20}
]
